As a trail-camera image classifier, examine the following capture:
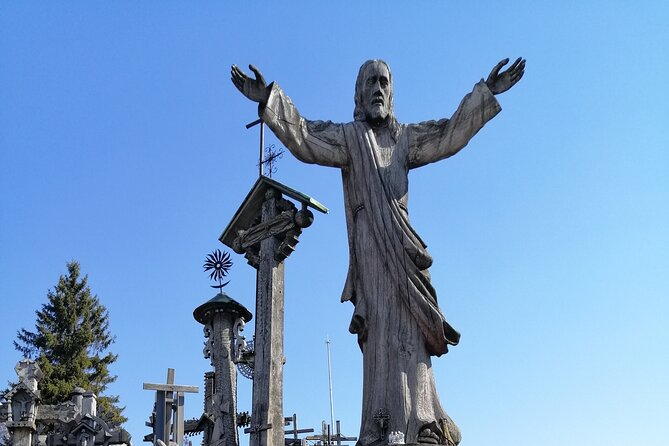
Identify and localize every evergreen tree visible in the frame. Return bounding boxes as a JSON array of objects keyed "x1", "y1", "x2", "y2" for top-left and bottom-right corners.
[{"x1": 14, "y1": 261, "x2": 126, "y2": 427}]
